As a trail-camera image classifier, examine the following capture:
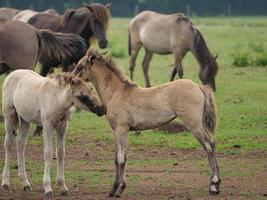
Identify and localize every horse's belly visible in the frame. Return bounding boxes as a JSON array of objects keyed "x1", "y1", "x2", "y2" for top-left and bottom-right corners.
[
  {"x1": 140, "y1": 28, "x2": 172, "y2": 54},
  {"x1": 129, "y1": 110, "x2": 176, "y2": 131}
]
